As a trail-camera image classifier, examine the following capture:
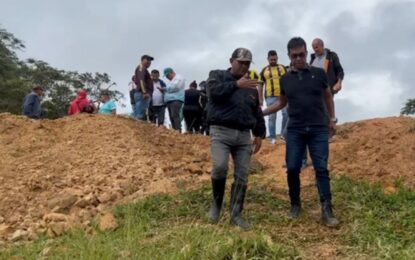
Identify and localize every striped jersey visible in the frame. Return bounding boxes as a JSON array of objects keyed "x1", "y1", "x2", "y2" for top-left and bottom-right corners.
[{"x1": 259, "y1": 64, "x2": 287, "y2": 97}]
